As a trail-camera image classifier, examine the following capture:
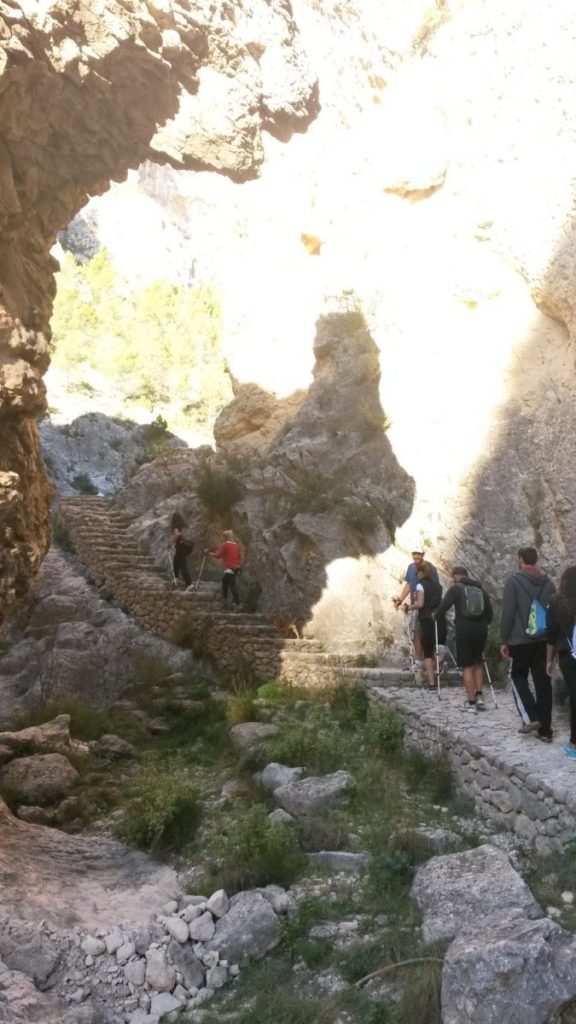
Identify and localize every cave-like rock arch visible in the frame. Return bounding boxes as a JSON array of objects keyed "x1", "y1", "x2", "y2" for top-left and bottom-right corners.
[{"x1": 0, "y1": 0, "x2": 318, "y2": 622}]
